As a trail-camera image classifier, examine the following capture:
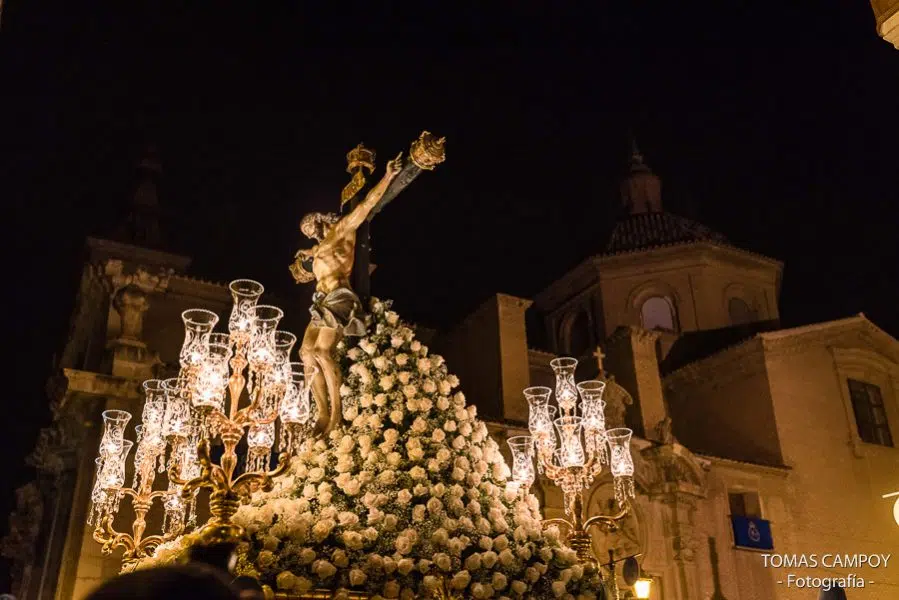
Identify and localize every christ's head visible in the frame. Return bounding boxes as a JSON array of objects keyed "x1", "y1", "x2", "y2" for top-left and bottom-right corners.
[{"x1": 300, "y1": 212, "x2": 339, "y2": 241}]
